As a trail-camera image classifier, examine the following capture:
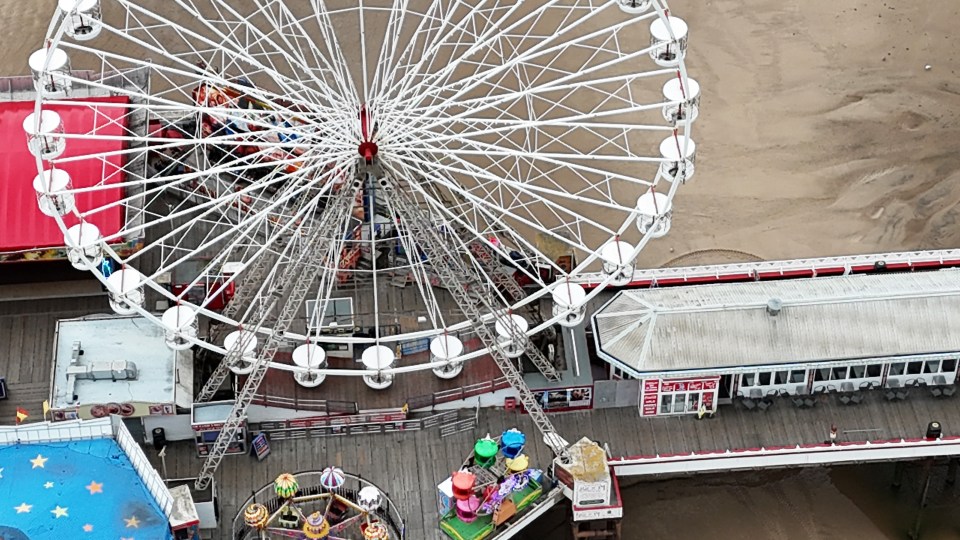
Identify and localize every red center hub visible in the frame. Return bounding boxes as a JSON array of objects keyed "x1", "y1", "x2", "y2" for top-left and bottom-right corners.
[
  {"x1": 358, "y1": 104, "x2": 378, "y2": 163},
  {"x1": 358, "y1": 141, "x2": 379, "y2": 162}
]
